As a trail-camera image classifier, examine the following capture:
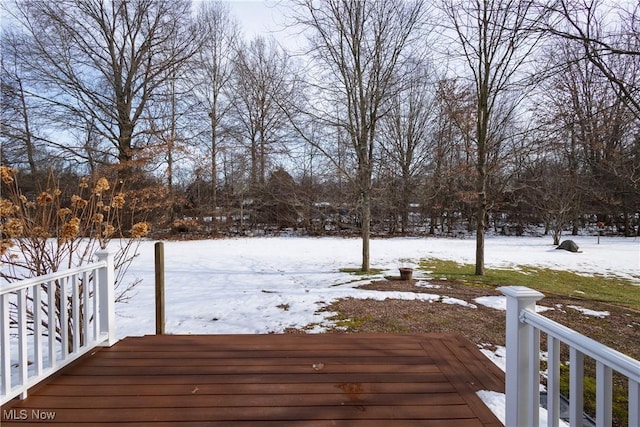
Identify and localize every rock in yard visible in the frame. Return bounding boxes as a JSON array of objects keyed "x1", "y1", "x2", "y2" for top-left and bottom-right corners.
[{"x1": 557, "y1": 240, "x2": 580, "y2": 253}]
